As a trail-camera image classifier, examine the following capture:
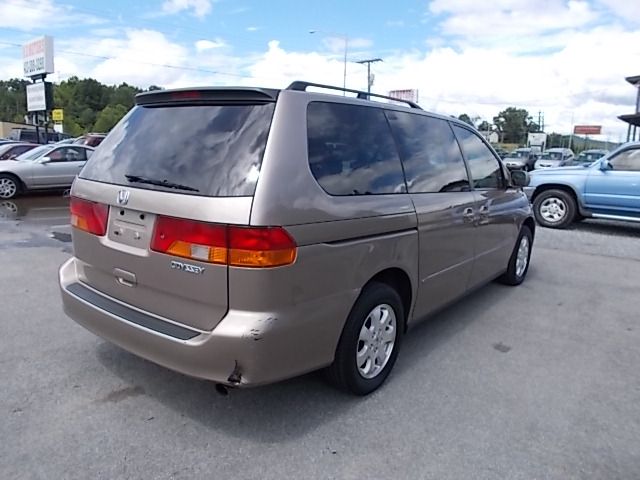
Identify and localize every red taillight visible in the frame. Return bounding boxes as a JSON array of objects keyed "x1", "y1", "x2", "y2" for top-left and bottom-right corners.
[
  {"x1": 150, "y1": 217, "x2": 297, "y2": 268},
  {"x1": 228, "y1": 227, "x2": 297, "y2": 267},
  {"x1": 150, "y1": 216, "x2": 227, "y2": 263},
  {"x1": 70, "y1": 197, "x2": 108, "y2": 236}
]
